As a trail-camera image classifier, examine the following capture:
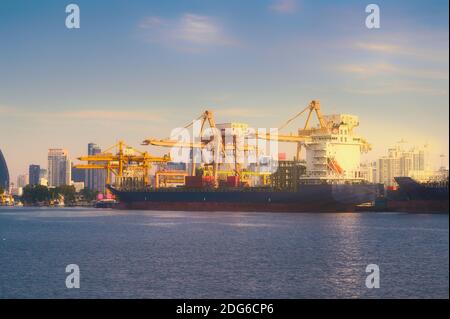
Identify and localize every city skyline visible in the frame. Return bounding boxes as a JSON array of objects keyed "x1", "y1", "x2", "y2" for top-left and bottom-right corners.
[{"x1": 1, "y1": 0, "x2": 448, "y2": 182}]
